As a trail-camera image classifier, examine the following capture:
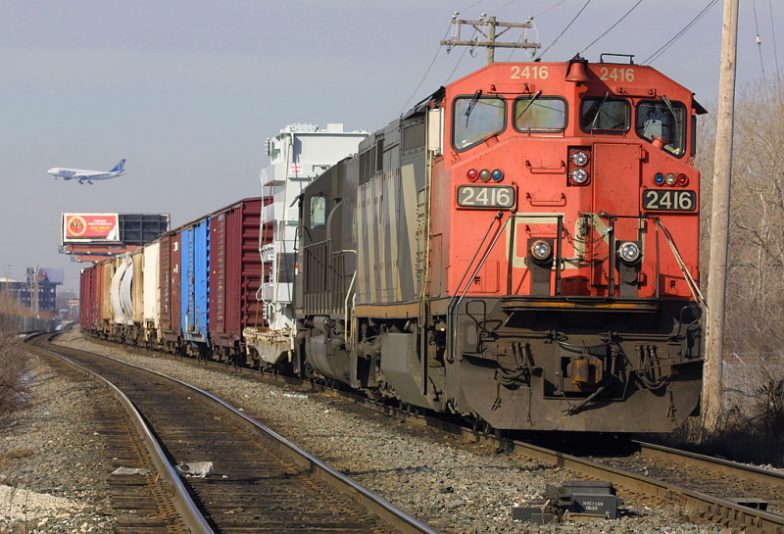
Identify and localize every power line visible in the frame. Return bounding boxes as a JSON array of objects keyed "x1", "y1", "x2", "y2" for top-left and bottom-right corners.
[
  {"x1": 400, "y1": 21, "x2": 453, "y2": 112},
  {"x1": 536, "y1": 0, "x2": 592, "y2": 60},
  {"x1": 769, "y1": 0, "x2": 782, "y2": 81},
  {"x1": 506, "y1": 19, "x2": 539, "y2": 61},
  {"x1": 579, "y1": 0, "x2": 643, "y2": 55},
  {"x1": 534, "y1": 0, "x2": 571, "y2": 18},
  {"x1": 492, "y1": 0, "x2": 519, "y2": 15},
  {"x1": 642, "y1": 0, "x2": 719, "y2": 65},
  {"x1": 462, "y1": 0, "x2": 487, "y2": 13},
  {"x1": 752, "y1": 0, "x2": 766, "y2": 80},
  {"x1": 447, "y1": 45, "x2": 470, "y2": 83}
]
